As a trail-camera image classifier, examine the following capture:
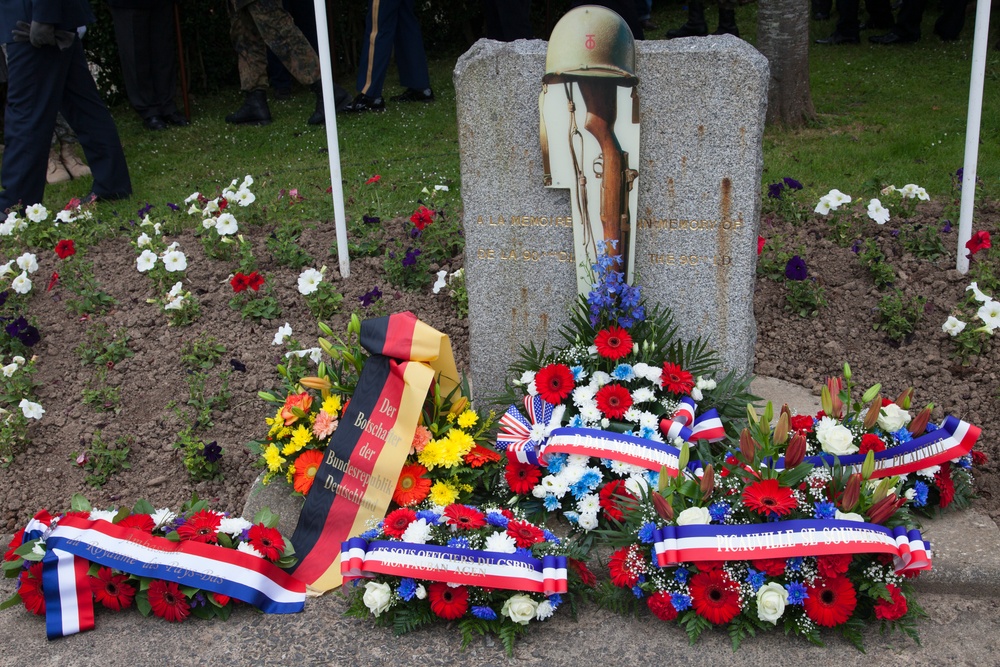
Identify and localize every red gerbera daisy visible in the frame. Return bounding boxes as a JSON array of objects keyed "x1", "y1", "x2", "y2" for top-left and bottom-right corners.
[
  {"x1": 594, "y1": 326, "x2": 633, "y2": 360},
  {"x1": 935, "y1": 462, "x2": 955, "y2": 508},
  {"x1": 116, "y1": 513, "x2": 154, "y2": 533},
  {"x1": 230, "y1": 272, "x2": 249, "y2": 293},
  {"x1": 54, "y1": 239, "x2": 76, "y2": 259},
  {"x1": 505, "y1": 459, "x2": 542, "y2": 495},
  {"x1": 742, "y1": 478, "x2": 797, "y2": 516},
  {"x1": 18, "y1": 563, "x2": 45, "y2": 616},
  {"x1": 688, "y1": 569, "x2": 742, "y2": 625},
  {"x1": 568, "y1": 557, "x2": 596, "y2": 587},
  {"x1": 751, "y1": 558, "x2": 787, "y2": 577},
  {"x1": 507, "y1": 519, "x2": 545, "y2": 548},
  {"x1": 147, "y1": 579, "x2": 191, "y2": 623},
  {"x1": 383, "y1": 508, "x2": 418, "y2": 538},
  {"x1": 803, "y1": 576, "x2": 857, "y2": 627},
  {"x1": 444, "y1": 504, "x2": 487, "y2": 531},
  {"x1": 608, "y1": 545, "x2": 645, "y2": 588},
  {"x1": 595, "y1": 383, "x2": 633, "y2": 419},
  {"x1": 873, "y1": 584, "x2": 908, "y2": 621},
  {"x1": 816, "y1": 554, "x2": 852, "y2": 579},
  {"x1": 293, "y1": 450, "x2": 325, "y2": 496},
  {"x1": 599, "y1": 479, "x2": 636, "y2": 522},
  {"x1": 428, "y1": 582, "x2": 468, "y2": 620},
  {"x1": 859, "y1": 433, "x2": 886, "y2": 454},
  {"x1": 4, "y1": 528, "x2": 24, "y2": 562},
  {"x1": 246, "y1": 272, "x2": 265, "y2": 291},
  {"x1": 534, "y1": 363, "x2": 575, "y2": 405},
  {"x1": 660, "y1": 362, "x2": 695, "y2": 394},
  {"x1": 392, "y1": 462, "x2": 432, "y2": 506},
  {"x1": 176, "y1": 509, "x2": 221, "y2": 544},
  {"x1": 248, "y1": 524, "x2": 285, "y2": 561},
  {"x1": 972, "y1": 450, "x2": 988, "y2": 465},
  {"x1": 647, "y1": 591, "x2": 678, "y2": 621},
  {"x1": 90, "y1": 567, "x2": 136, "y2": 611},
  {"x1": 463, "y1": 444, "x2": 501, "y2": 468},
  {"x1": 213, "y1": 593, "x2": 231, "y2": 607}
]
